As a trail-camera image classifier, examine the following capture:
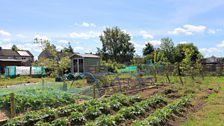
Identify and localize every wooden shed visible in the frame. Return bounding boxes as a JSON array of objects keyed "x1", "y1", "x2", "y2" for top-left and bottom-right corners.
[{"x1": 70, "y1": 54, "x2": 100, "y2": 73}]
